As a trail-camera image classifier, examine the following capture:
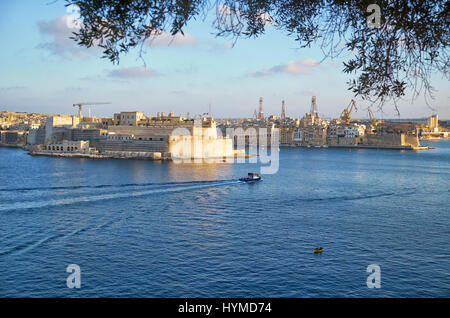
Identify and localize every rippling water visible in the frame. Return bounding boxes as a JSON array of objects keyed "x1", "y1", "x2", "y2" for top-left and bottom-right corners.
[{"x1": 0, "y1": 141, "x2": 449, "y2": 297}]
